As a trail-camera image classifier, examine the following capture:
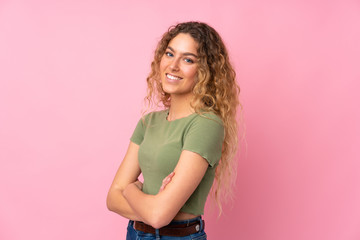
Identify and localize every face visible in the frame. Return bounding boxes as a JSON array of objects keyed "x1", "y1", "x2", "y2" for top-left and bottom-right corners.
[{"x1": 159, "y1": 33, "x2": 199, "y2": 98}]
